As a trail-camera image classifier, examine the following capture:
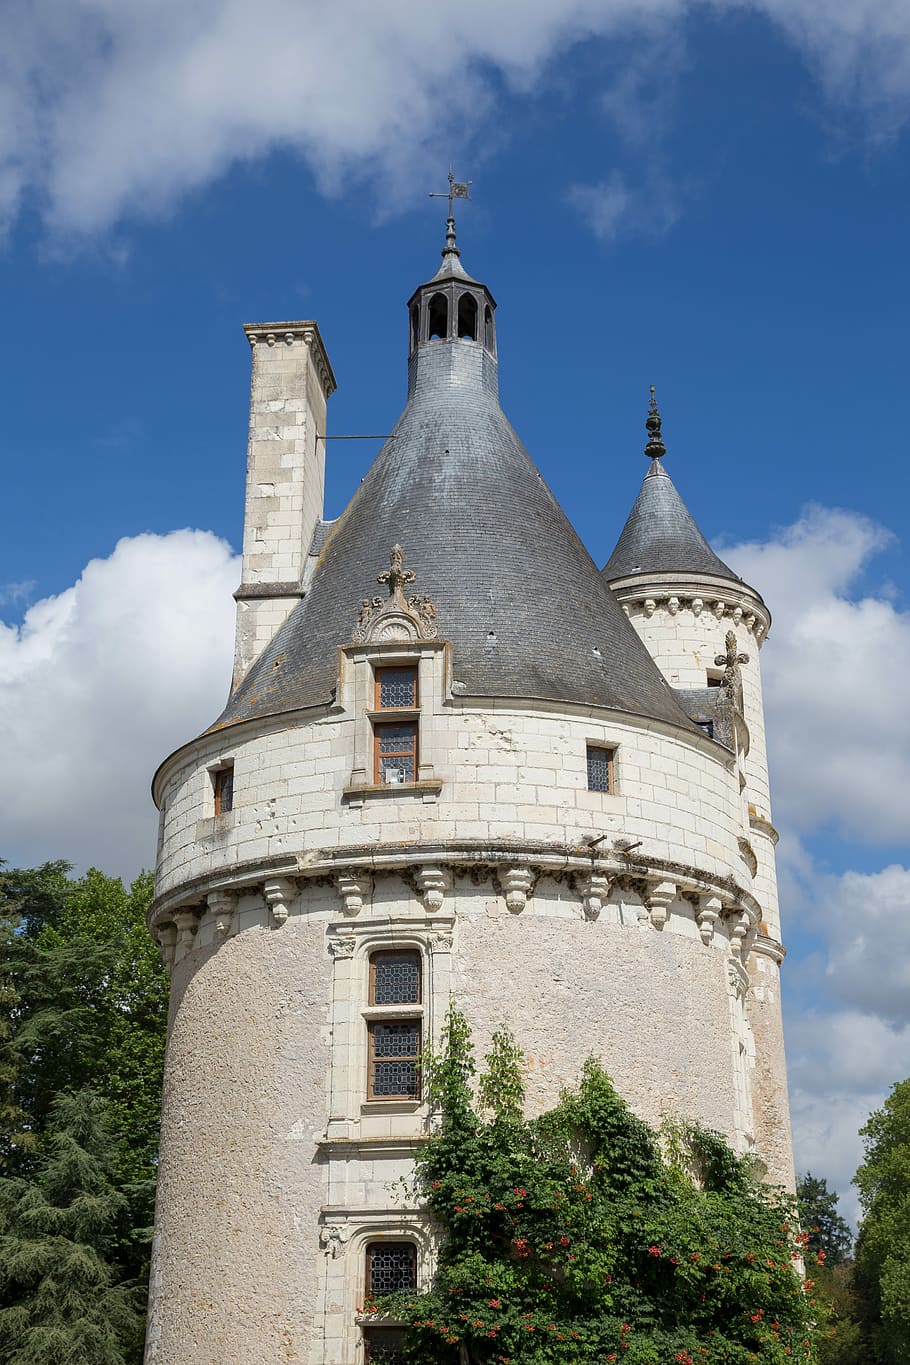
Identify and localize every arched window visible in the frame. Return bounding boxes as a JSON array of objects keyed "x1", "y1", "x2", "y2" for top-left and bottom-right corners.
[
  {"x1": 409, "y1": 304, "x2": 419, "y2": 352},
  {"x1": 427, "y1": 293, "x2": 448, "y2": 341},
  {"x1": 484, "y1": 304, "x2": 495, "y2": 352},
  {"x1": 457, "y1": 292, "x2": 477, "y2": 341}
]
